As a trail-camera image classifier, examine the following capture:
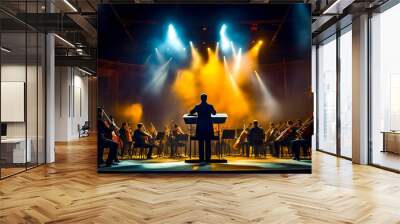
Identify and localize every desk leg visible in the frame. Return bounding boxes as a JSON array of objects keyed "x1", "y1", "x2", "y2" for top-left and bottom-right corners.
[
  {"x1": 189, "y1": 124, "x2": 192, "y2": 159},
  {"x1": 382, "y1": 133, "x2": 387, "y2": 152}
]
